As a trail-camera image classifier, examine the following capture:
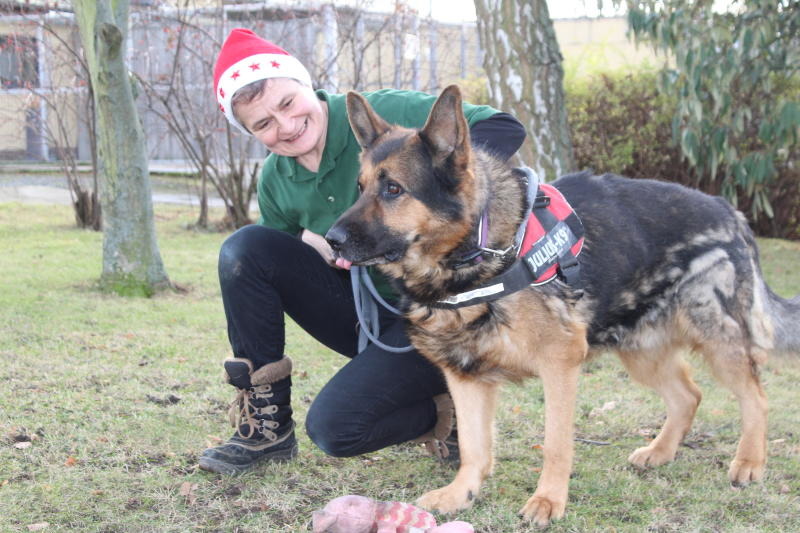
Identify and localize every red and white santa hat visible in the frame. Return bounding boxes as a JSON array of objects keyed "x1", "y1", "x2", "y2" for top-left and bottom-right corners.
[{"x1": 214, "y1": 28, "x2": 312, "y2": 134}]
